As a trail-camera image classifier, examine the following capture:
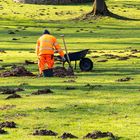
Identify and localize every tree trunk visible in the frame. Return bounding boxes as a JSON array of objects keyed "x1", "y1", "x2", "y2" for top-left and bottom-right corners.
[{"x1": 91, "y1": 0, "x2": 110, "y2": 16}]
